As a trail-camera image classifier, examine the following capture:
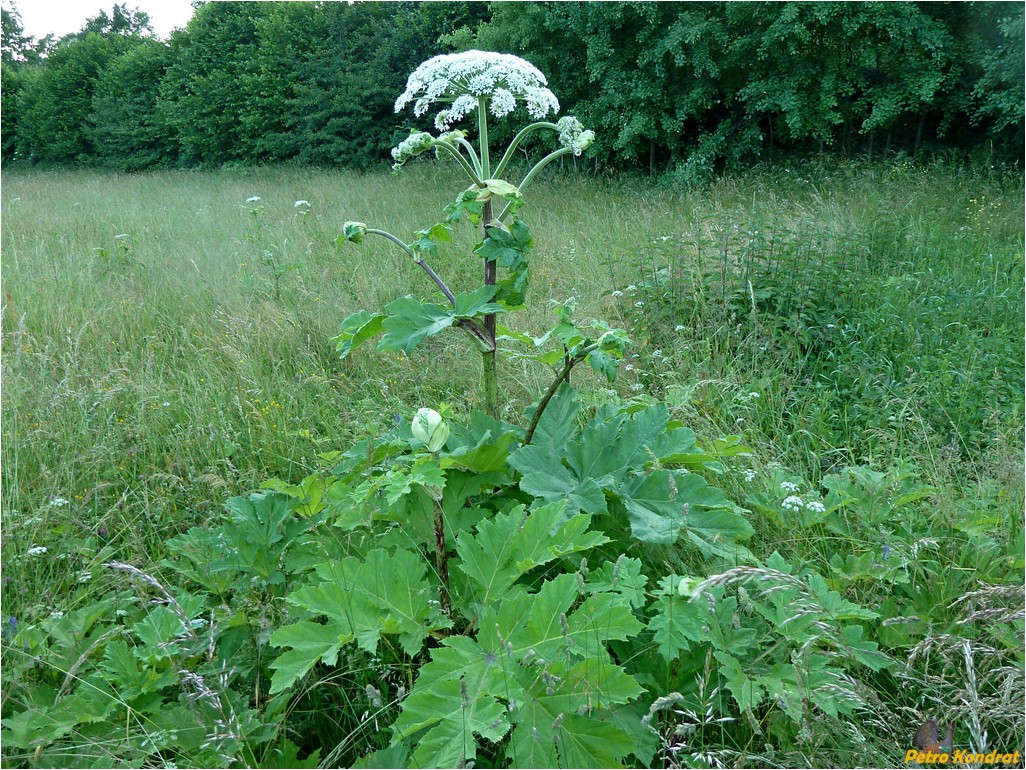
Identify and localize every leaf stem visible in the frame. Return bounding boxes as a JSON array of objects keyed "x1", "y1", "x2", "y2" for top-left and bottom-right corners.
[
  {"x1": 499, "y1": 146, "x2": 576, "y2": 222},
  {"x1": 493, "y1": 121, "x2": 560, "y2": 180},
  {"x1": 433, "y1": 141, "x2": 484, "y2": 186},
  {"x1": 523, "y1": 342, "x2": 599, "y2": 445},
  {"x1": 477, "y1": 97, "x2": 490, "y2": 179}
]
